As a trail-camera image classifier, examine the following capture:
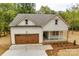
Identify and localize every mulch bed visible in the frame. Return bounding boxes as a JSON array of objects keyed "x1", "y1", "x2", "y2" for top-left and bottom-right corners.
[{"x1": 43, "y1": 41, "x2": 79, "y2": 56}]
